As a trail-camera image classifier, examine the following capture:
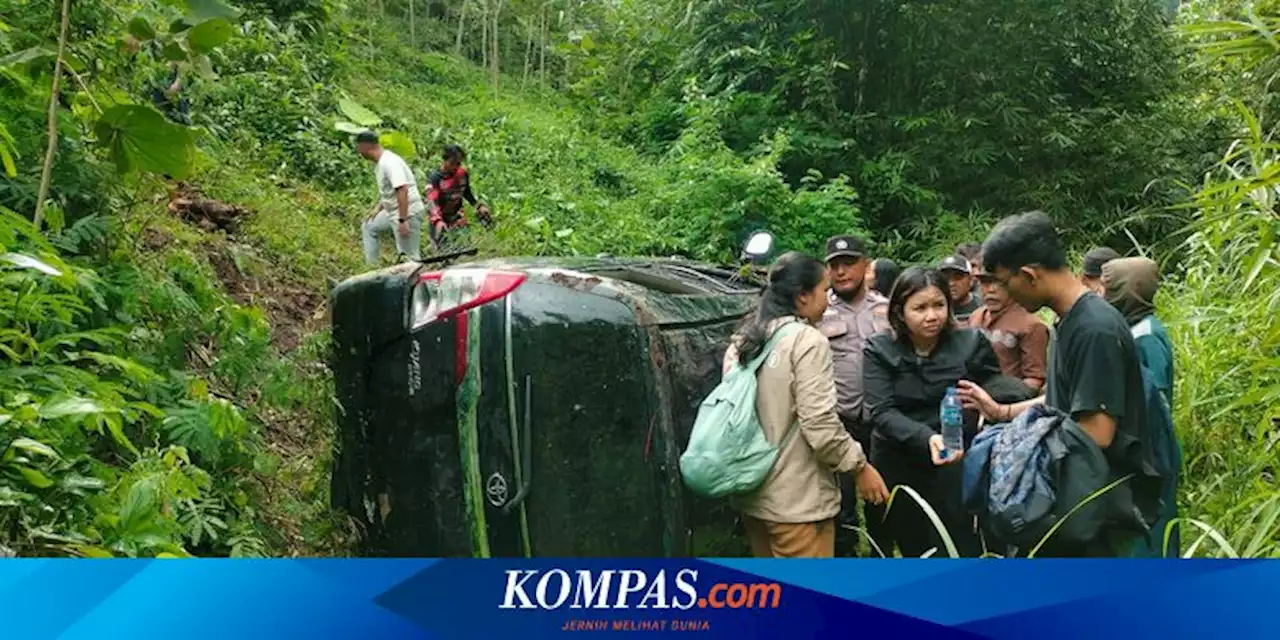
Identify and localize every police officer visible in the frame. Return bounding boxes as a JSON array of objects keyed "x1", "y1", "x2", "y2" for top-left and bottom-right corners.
[{"x1": 818, "y1": 235, "x2": 893, "y2": 556}]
